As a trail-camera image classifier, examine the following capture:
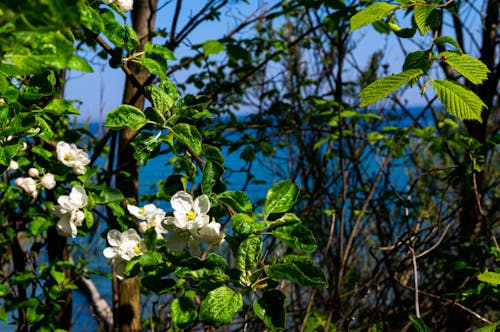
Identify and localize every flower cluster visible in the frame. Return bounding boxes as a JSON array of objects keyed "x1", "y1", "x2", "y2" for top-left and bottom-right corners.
[
  {"x1": 103, "y1": 191, "x2": 225, "y2": 278},
  {"x1": 54, "y1": 186, "x2": 88, "y2": 238},
  {"x1": 127, "y1": 203, "x2": 167, "y2": 238},
  {"x1": 101, "y1": 0, "x2": 133, "y2": 12},
  {"x1": 162, "y1": 191, "x2": 225, "y2": 254},
  {"x1": 16, "y1": 168, "x2": 56, "y2": 198},
  {"x1": 56, "y1": 141, "x2": 91, "y2": 175}
]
